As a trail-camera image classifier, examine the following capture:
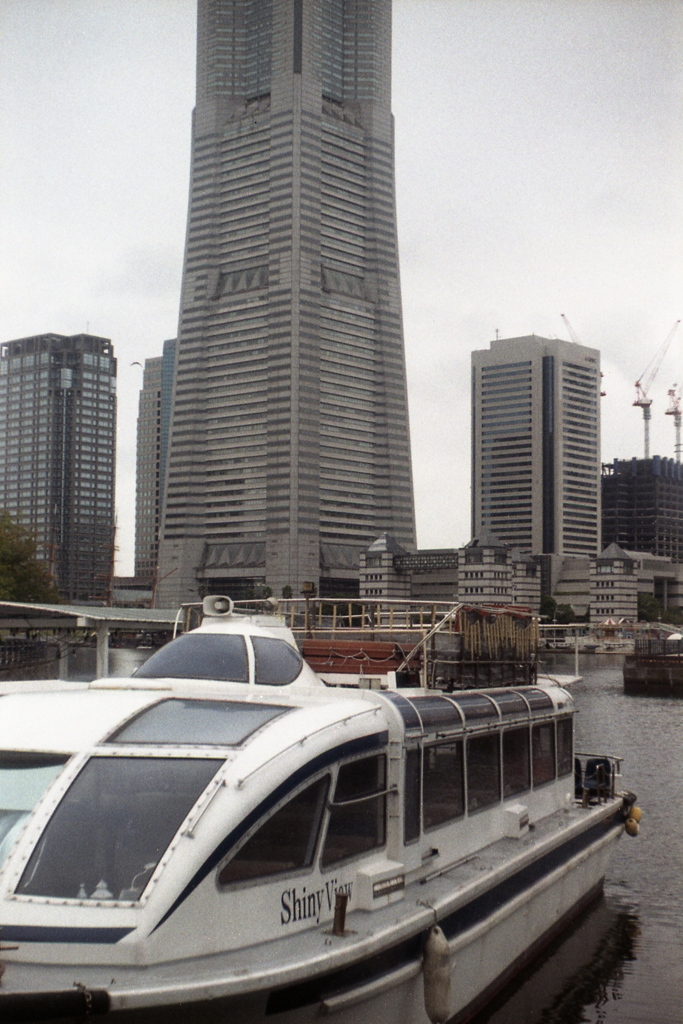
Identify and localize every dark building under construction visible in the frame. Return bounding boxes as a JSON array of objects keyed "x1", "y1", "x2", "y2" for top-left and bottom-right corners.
[
  {"x1": 0, "y1": 333, "x2": 117, "y2": 602},
  {"x1": 601, "y1": 456, "x2": 683, "y2": 563}
]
